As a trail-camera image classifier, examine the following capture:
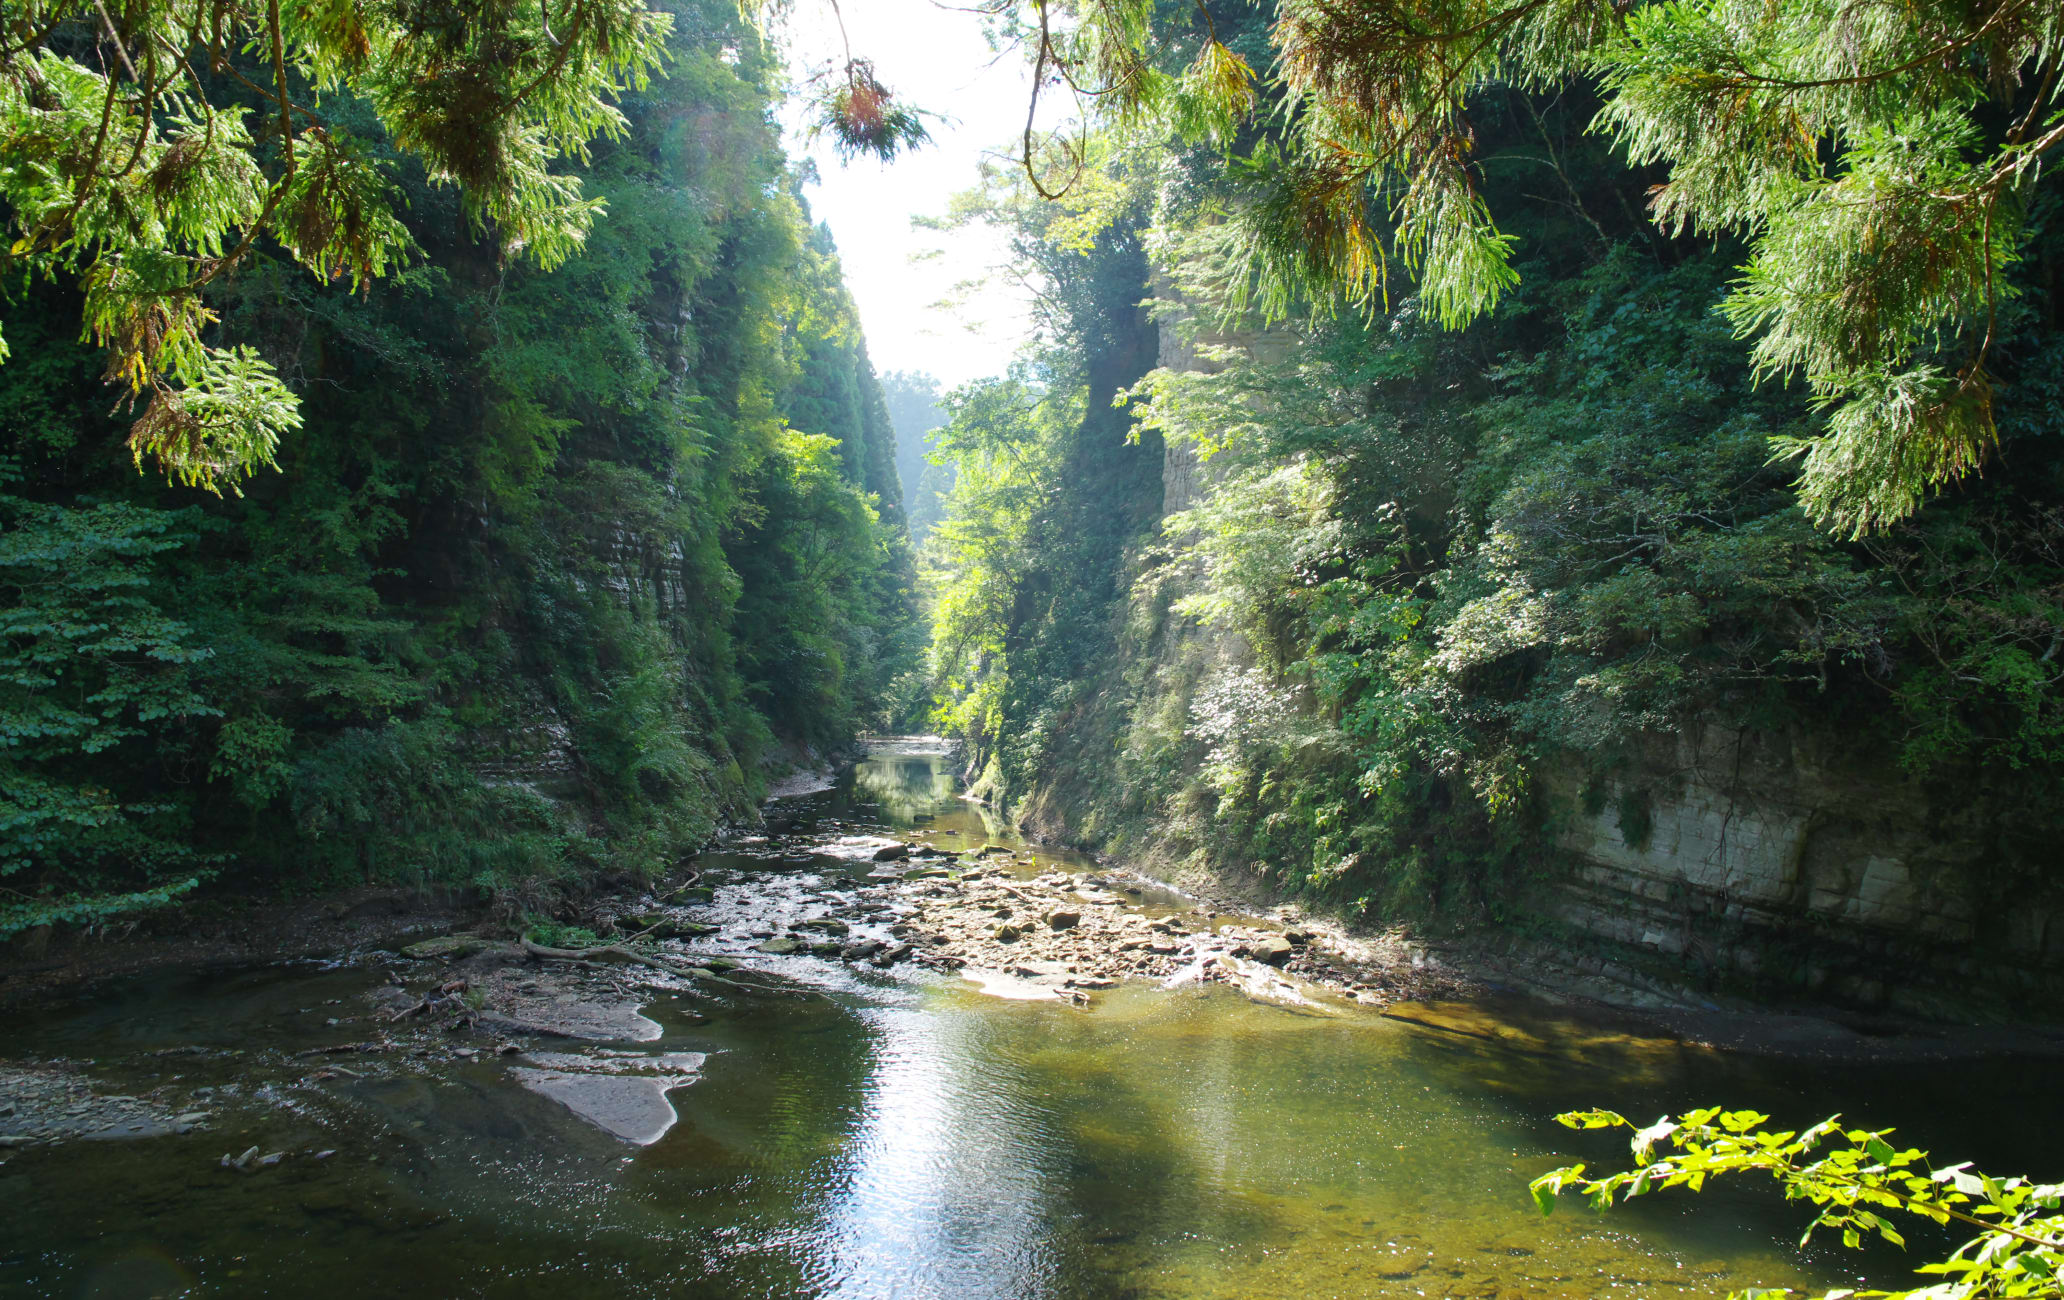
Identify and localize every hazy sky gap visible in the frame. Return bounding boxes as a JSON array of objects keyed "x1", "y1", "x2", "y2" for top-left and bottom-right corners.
[{"x1": 778, "y1": 0, "x2": 1037, "y2": 388}]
